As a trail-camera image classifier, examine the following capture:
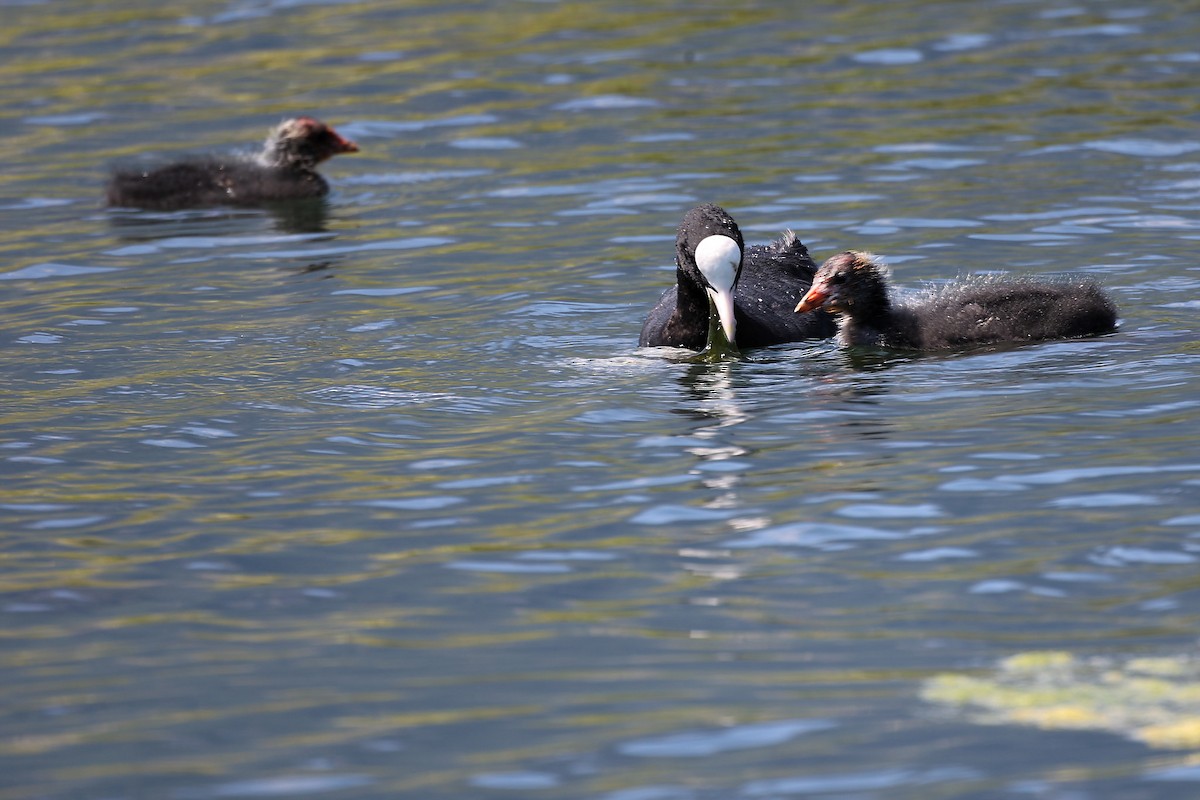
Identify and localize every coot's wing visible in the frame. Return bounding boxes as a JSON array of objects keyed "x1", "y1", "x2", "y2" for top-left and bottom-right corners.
[
  {"x1": 230, "y1": 165, "x2": 330, "y2": 203},
  {"x1": 921, "y1": 280, "x2": 1117, "y2": 347},
  {"x1": 106, "y1": 161, "x2": 230, "y2": 210},
  {"x1": 639, "y1": 285, "x2": 679, "y2": 347},
  {"x1": 733, "y1": 236, "x2": 835, "y2": 347}
]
